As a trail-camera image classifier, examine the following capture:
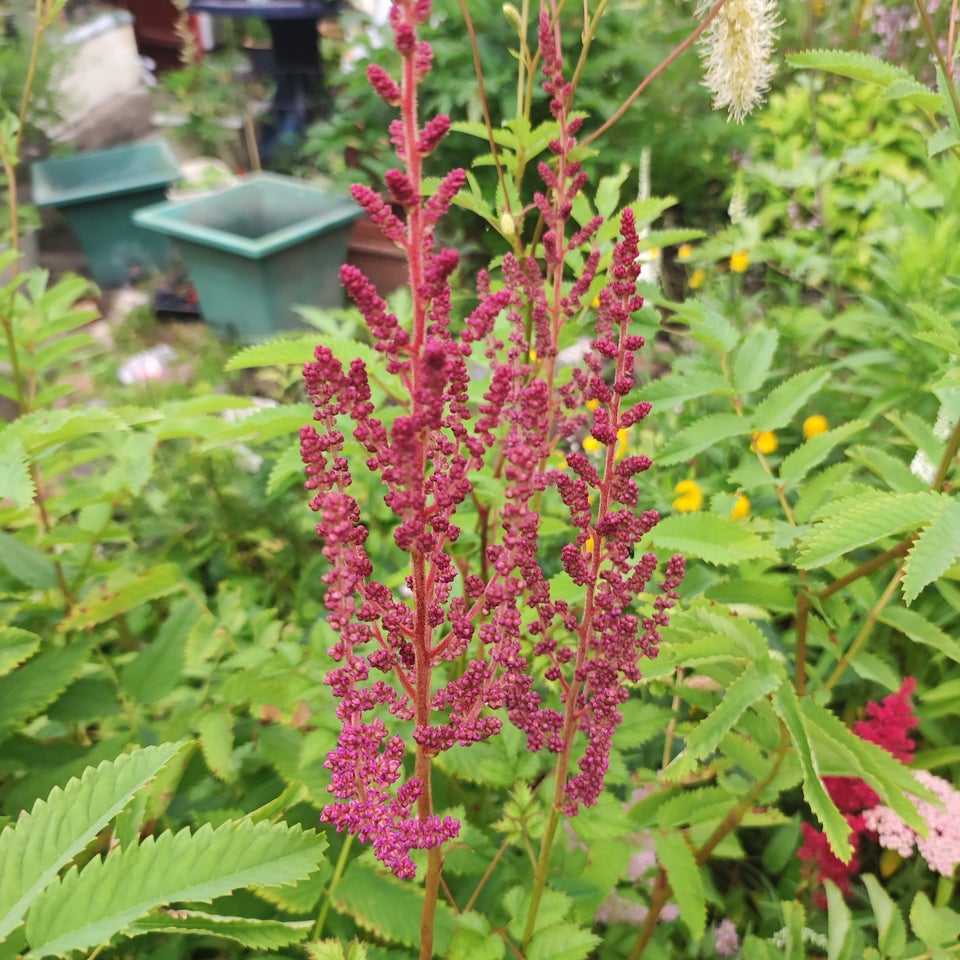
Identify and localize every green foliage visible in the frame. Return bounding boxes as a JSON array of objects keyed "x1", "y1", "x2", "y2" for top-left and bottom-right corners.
[{"x1": 0, "y1": 745, "x2": 325, "y2": 957}]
